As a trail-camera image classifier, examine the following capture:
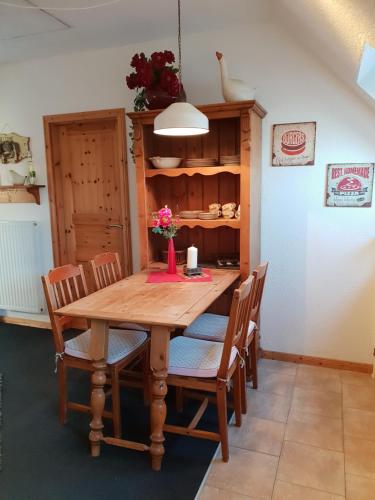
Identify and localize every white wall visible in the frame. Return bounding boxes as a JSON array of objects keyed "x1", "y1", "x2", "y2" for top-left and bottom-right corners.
[{"x1": 0, "y1": 21, "x2": 374, "y2": 363}]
